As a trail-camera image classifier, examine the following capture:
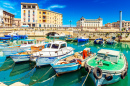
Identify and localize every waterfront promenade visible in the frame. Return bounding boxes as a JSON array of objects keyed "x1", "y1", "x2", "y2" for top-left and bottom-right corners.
[{"x1": 0, "y1": 27, "x2": 130, "y2": 42}]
